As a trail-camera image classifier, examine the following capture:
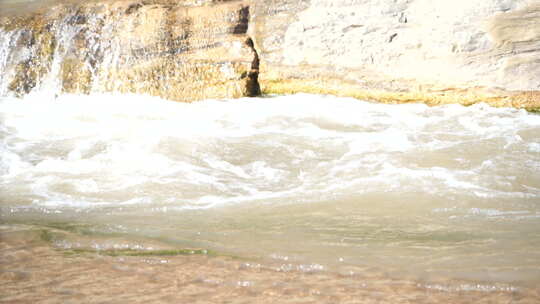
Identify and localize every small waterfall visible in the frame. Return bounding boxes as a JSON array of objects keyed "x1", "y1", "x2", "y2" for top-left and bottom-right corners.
[{"x1": 0, "y1": 0, "x2": 260, "y2": 101}]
